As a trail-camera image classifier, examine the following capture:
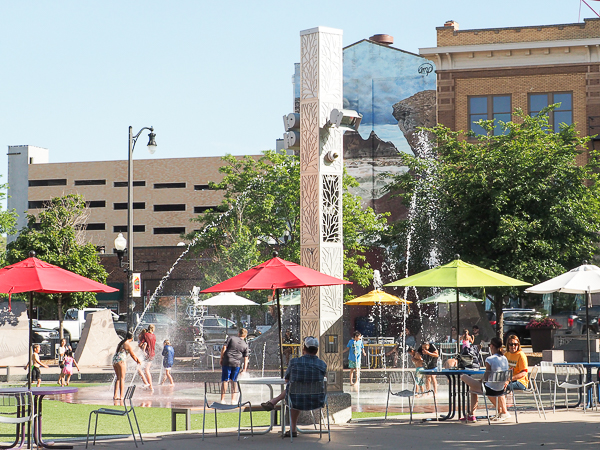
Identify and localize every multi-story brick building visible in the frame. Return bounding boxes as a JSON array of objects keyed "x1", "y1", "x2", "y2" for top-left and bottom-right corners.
[
  {"x1": 419, "y1": 18, "x2": 600, "y2": 165},
  {"x1": 7, "y1": 145, "x2": 253, "y2": 313}
]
